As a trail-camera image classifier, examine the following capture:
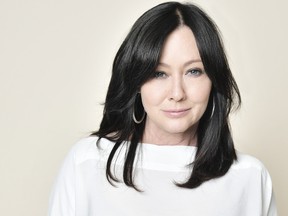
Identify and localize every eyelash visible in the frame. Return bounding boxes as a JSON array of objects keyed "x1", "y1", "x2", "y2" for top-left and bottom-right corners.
[
  {"x1": 186, "y1": 68, "x2": 203, "y2": 76},
  {"x1": 153, "y1": 68, "x2": 203, "y2": 79},
  {"x1": 153, "y1": 71, "x2": 167, "y2": 78}
]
